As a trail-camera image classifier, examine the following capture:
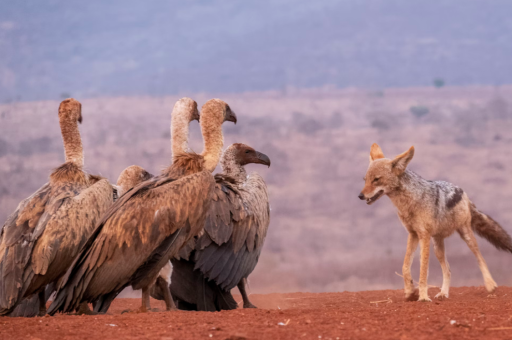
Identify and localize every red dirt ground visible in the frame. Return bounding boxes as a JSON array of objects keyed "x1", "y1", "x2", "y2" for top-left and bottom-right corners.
[{"x1": 2, "y1": 286, "x2": 512, "y2": 340}]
